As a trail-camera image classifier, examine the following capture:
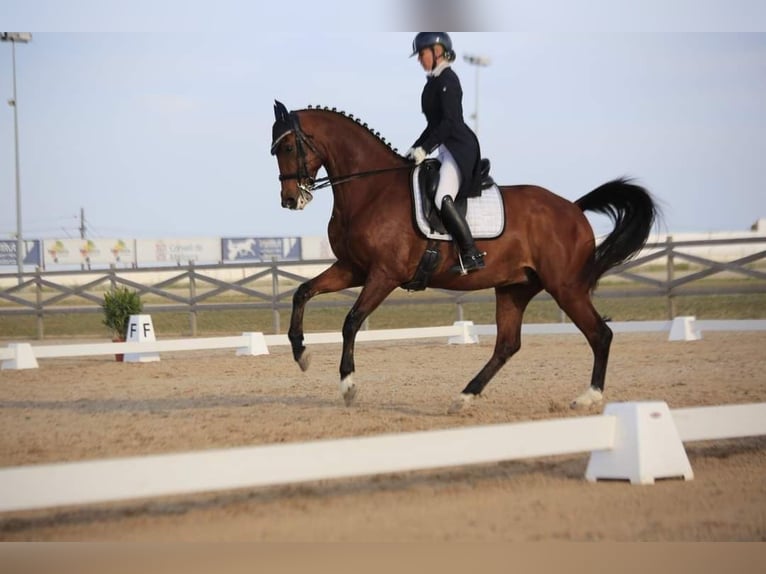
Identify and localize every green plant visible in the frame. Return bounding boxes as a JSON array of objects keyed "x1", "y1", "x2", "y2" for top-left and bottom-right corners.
[{"x1": 101, "y1": 286, "x2": 143, "y2": 339}]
